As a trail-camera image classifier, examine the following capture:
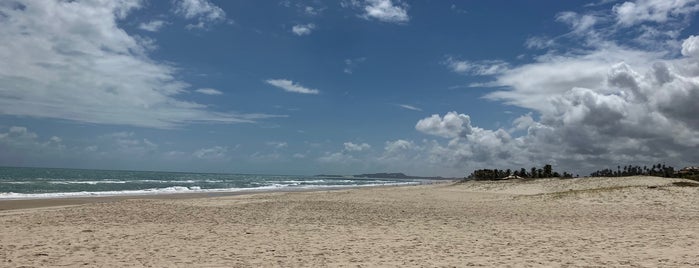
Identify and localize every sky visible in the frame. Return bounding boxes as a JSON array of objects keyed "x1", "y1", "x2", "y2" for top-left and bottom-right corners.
[{"x1": 1, "y1": 0, "x2": 699, "y2": 177}]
